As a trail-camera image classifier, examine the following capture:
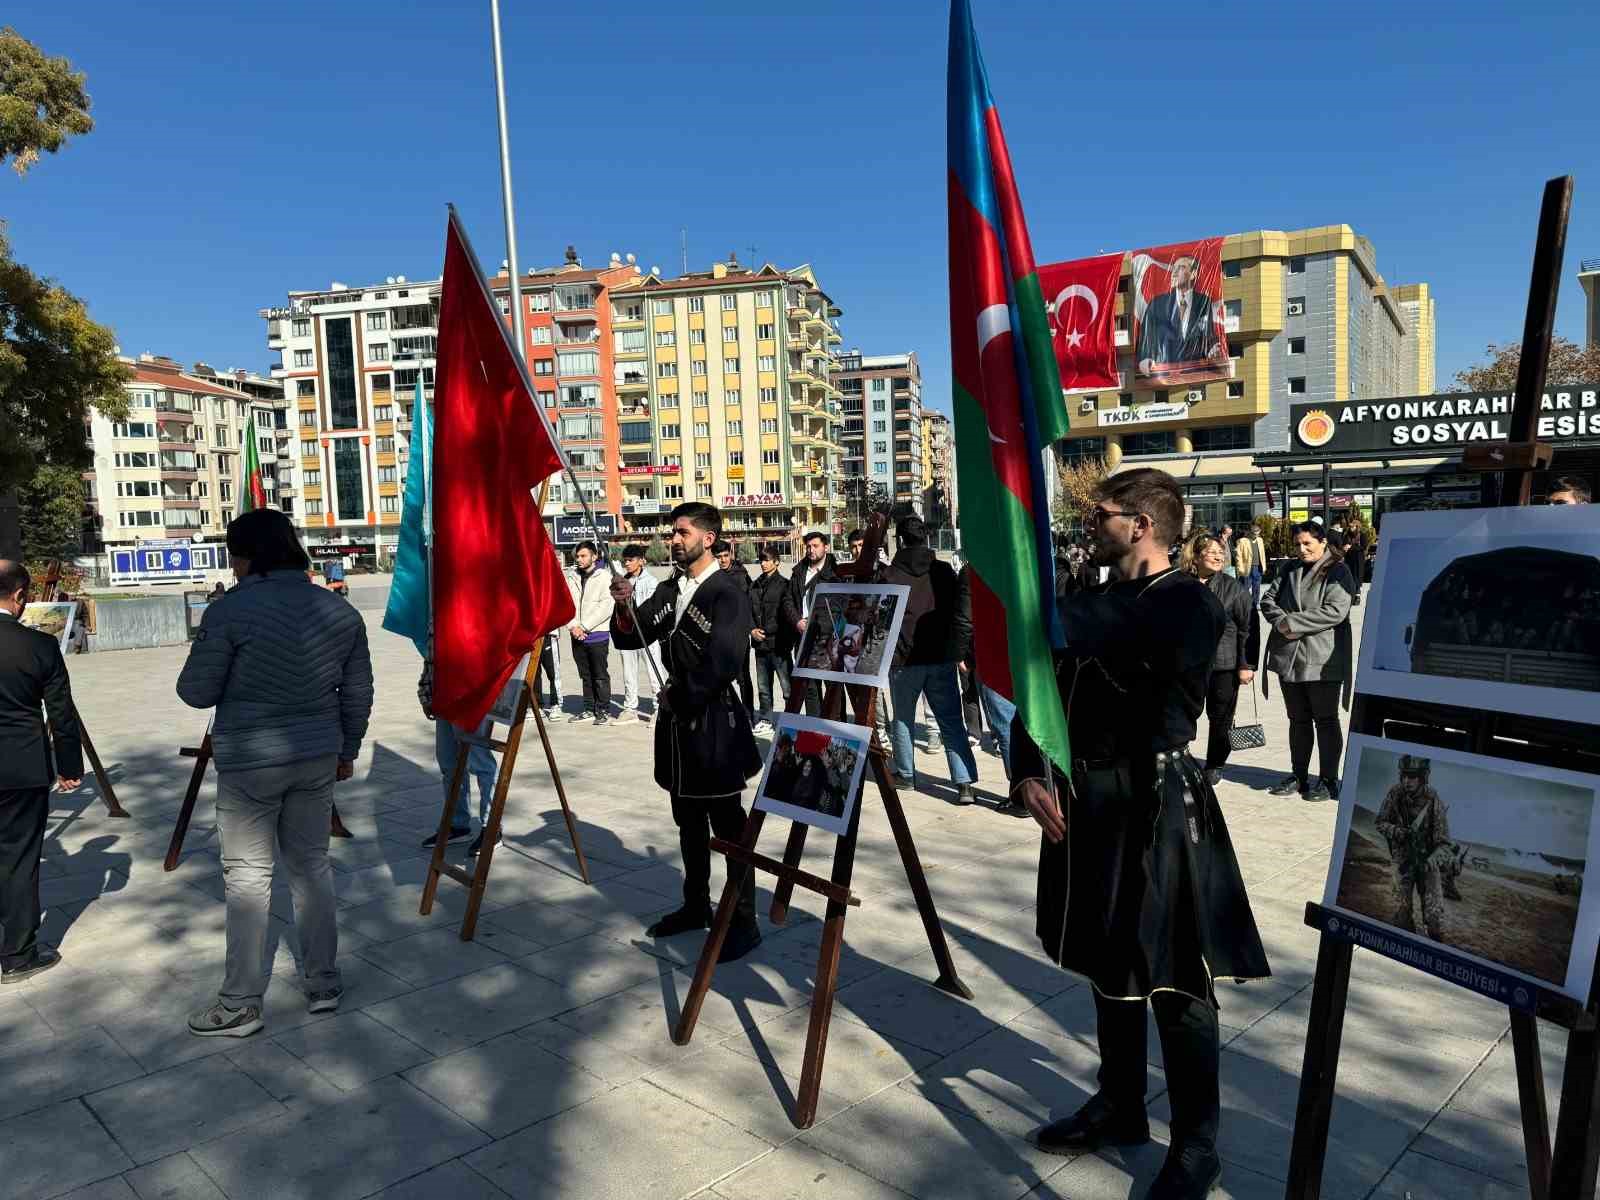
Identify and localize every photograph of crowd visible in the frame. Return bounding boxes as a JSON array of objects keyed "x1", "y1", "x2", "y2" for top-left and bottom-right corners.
[
  {"x1": 793, "y1": 583, "x2": 908, "y2": 689},
  {"x1": 1325, "y1": 736, "x2": 1600, "y2": 1000},
  {"x1": 1359, "y1": 506, "x2": 1600, "y2": 723},
  {"x1": 753, "y1": 715, "x2": 872, "y2": 837}
]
